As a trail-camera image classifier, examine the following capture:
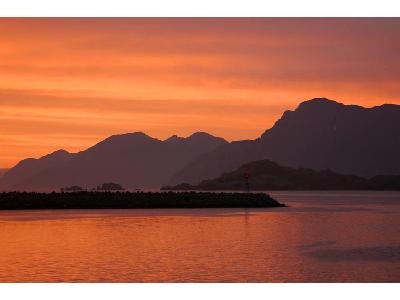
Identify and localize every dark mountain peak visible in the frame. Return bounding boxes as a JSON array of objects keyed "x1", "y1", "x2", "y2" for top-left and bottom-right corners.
[
  {"x1": 82, "y1": 132, "x2": 161, "y2": 156},
  {"x1": 0, "y1": 147, "x2": 75, "y2": 187},
  {"x1": 262, "y1": 97, "x2": 358, "y2": 138},
  {"x1": 291, "y1": 98, "x2": 399, "y2": 120},
  {"x1": 165, "y1": 132, "x2": 227, "y2": 144},
  {"x1": 296, "y1": 97, "x2": 343, "y2": 111},
  {"x1": 188, "y1": 131, "x2": 212, "y2": 138},
  {"x1": 372, "y1": 103, "x2": 399, "y2": 111},
  {"x1": 109, "y1": 132, "x2": 153, "y2": 141},
  {"x1": 53, "y1": 149, "x2": 69, "y2": 154},
  {"x1": 303, "y1": 97, "x2": 335, "y2": 103},
  {"x1": 97, "y1": 132, "x2": 158, "y2": 147},
  {"x1": 42, "y1": 149, "x2": 71, "y2": 158},
  {"x1": 164, "y1": 135, "x2": 184, "y2": 143},
  {"x1": 14, "y1": 149, "x2": 71, "y2": 167},
  {"x1": 187, "y1": 132, "x2": 227, "y2": 143},
  {"x1": 17, "y1": 157, "x2": 36, "y2": 165}
]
